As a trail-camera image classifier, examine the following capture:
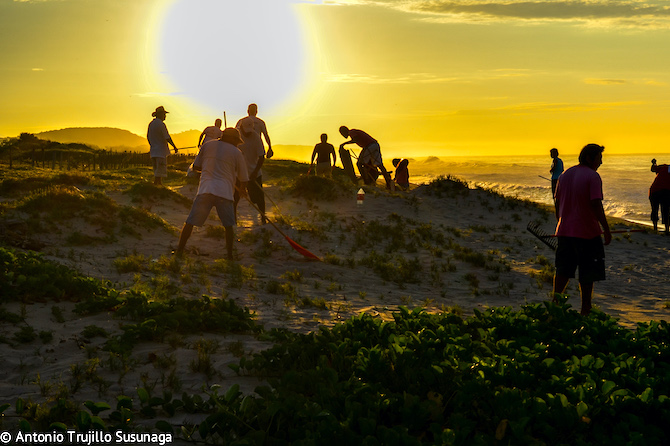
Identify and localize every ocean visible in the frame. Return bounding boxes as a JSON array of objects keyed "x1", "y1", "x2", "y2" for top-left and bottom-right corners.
[{"x1": 409, "y1": 153, "x2": 665, "y2": 226}]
